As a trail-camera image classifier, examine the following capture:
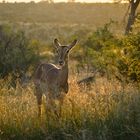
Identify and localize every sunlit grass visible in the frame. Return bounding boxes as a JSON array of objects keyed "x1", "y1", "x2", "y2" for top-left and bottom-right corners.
[{"x1": 0, "y1": 77, "x2": 140, "y2": 140}]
